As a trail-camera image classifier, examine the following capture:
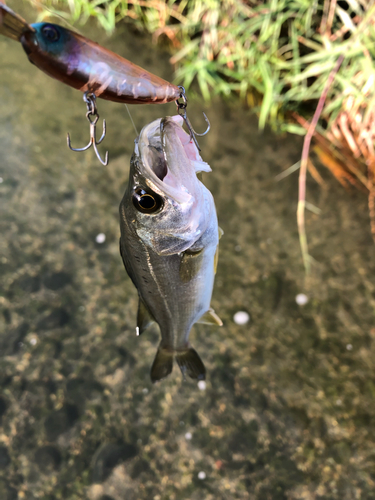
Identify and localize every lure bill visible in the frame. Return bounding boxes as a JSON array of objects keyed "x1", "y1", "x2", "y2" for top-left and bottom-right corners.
[
  {"x1": 119, "y1": 115, "x2": 222, "y2": 382},
  {"x1": 0, "y1": 4, "x2": 180, "y2": 104},
  {"x1": 0, "y1": 3, "x2": 32, "y2": 41}
]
